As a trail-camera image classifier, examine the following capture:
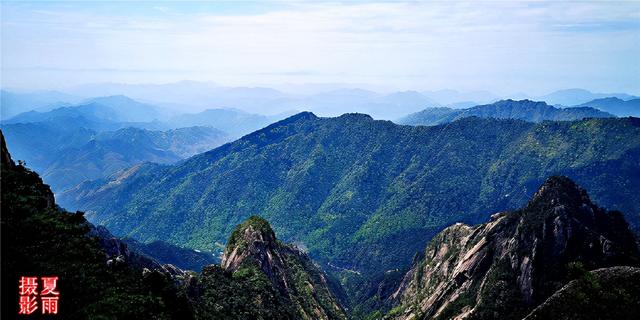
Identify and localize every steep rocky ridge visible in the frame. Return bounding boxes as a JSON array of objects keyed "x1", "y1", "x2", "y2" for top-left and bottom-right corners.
[
  {"x1": 389, "y1": 176, "x2": 639, "y2": 320},
  {"x1": 218, "y1": 216, "x2": 347, "y2": 320}
]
